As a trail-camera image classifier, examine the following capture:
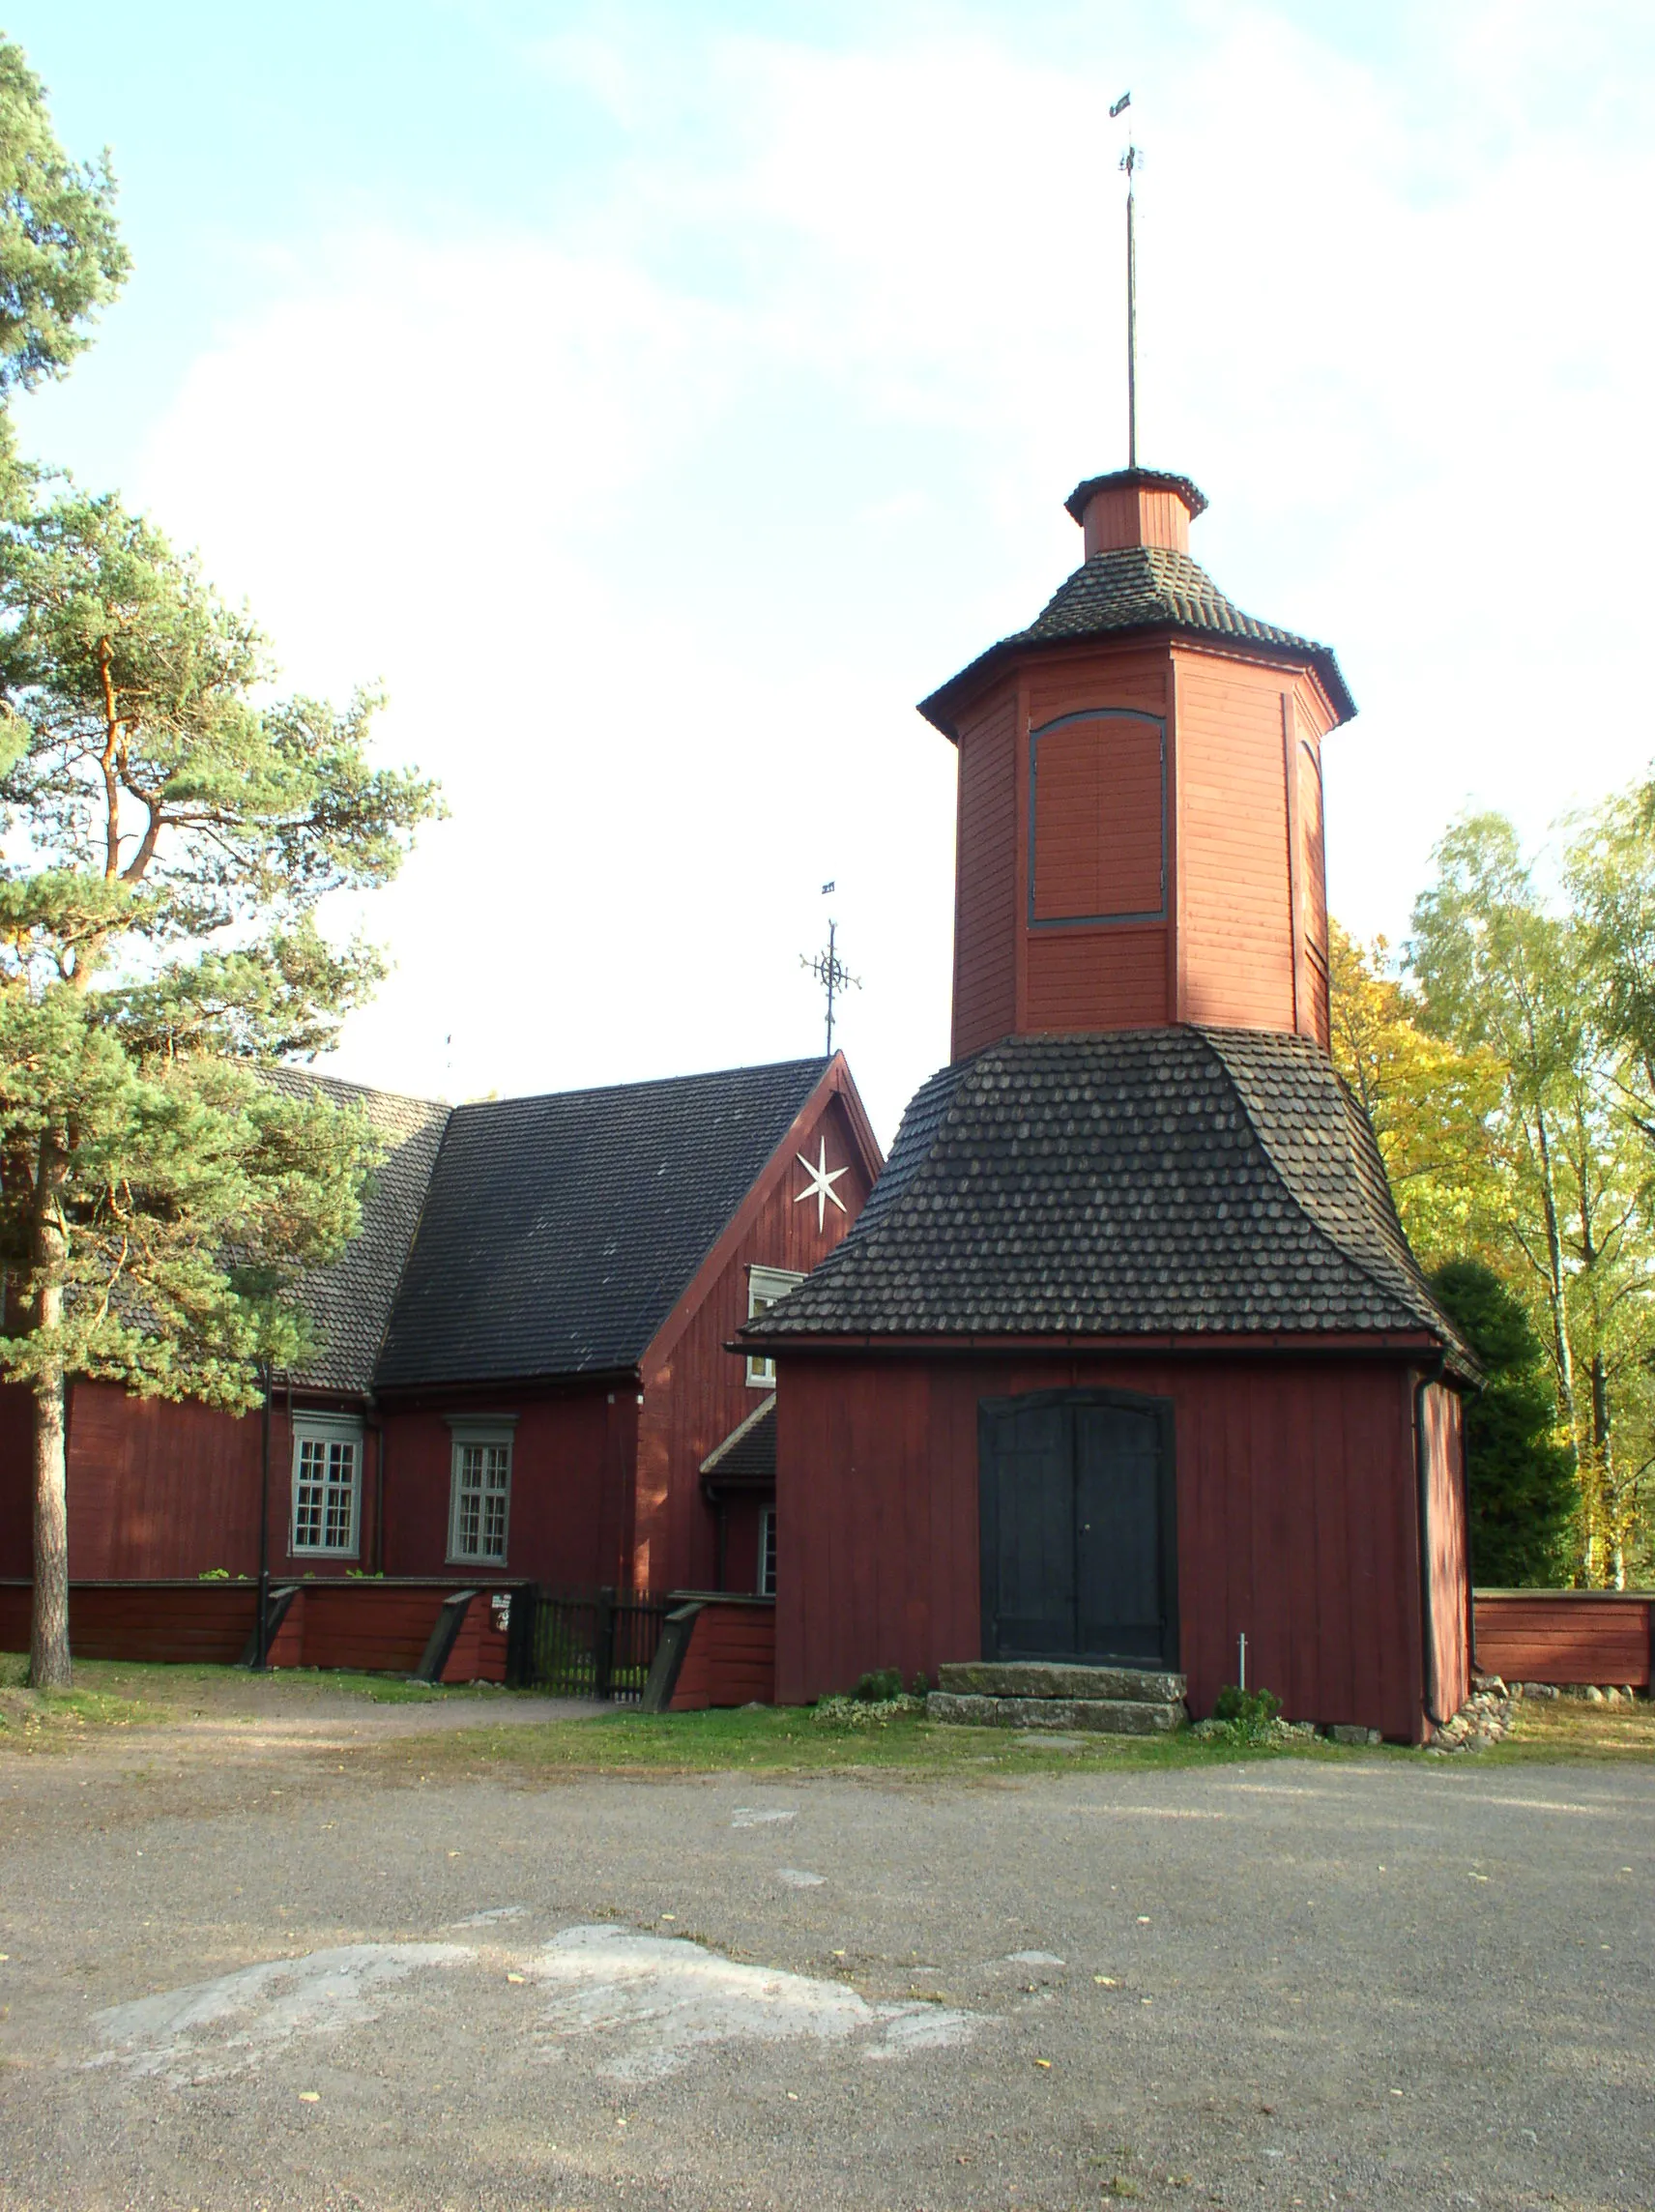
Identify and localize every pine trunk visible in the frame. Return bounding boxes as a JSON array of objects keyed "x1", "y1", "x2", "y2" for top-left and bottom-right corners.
[
  {"x1": 30, "y1": 1364, "x2": 71, "y2": 1689},
  {"x1": 28, "y1": 1141, "x2": 73, "y2": 1689}
]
